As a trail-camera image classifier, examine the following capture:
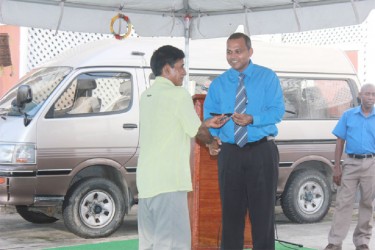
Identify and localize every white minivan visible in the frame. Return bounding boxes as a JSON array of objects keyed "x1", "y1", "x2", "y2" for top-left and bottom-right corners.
[{"x1": 0, "y1": 37, "x2": 360, "y2": 238}]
